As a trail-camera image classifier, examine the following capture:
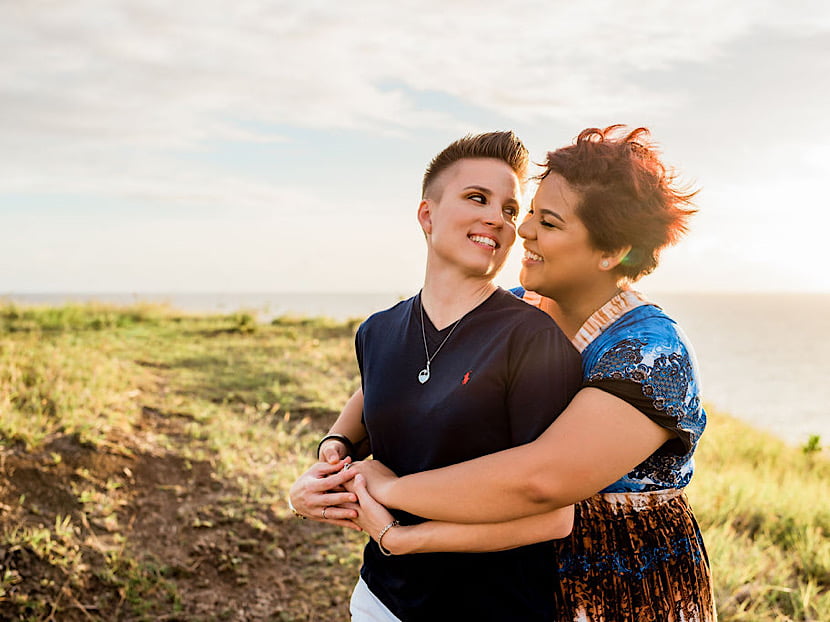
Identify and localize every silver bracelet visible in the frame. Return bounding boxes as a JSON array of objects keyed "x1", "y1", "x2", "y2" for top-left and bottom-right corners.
[
  {"x1": 287, "y1": 497, "x2": 306, "y2": 519},
  {"x1": 377, "y1": 519, "x2": 400, "y2": 556}
]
